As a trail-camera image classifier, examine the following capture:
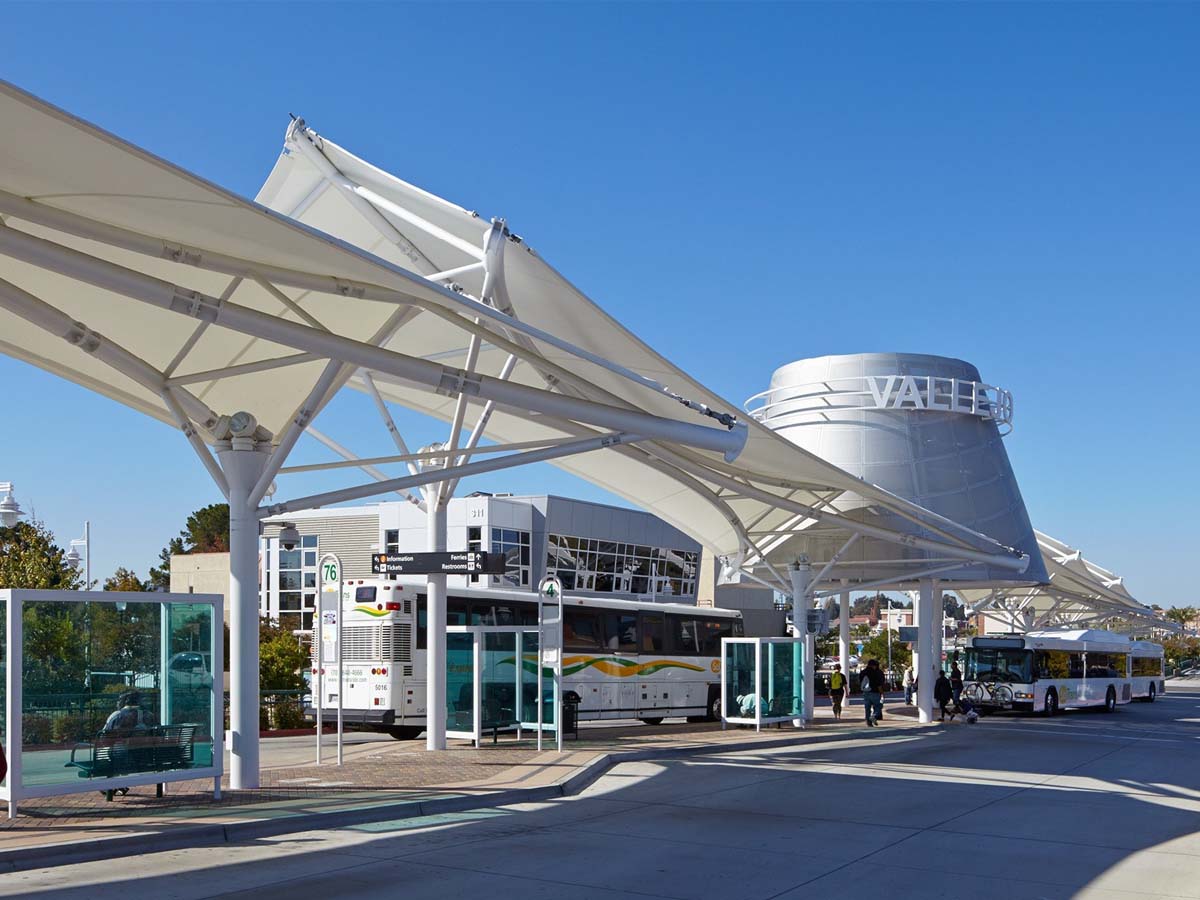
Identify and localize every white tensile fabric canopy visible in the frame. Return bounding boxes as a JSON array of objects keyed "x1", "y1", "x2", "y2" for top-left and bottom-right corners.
[
  {"x1": 0, "y1": 80, "x2": 1031, "y2": 598},
  {"x1": 958, "y1": 531, "x2": 1166, "y2": 632},
  {"x1": 254, "y1": 120, "x2": 1035, "y2": 592}
]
